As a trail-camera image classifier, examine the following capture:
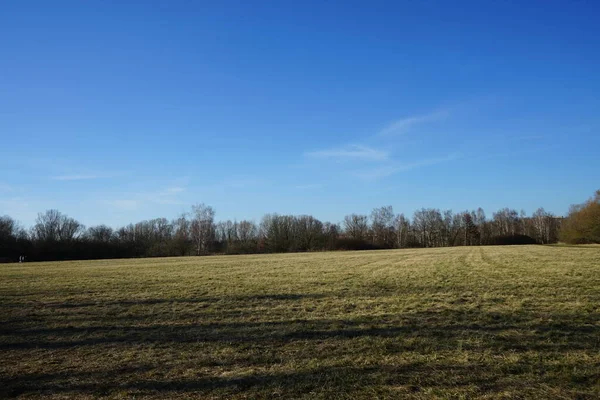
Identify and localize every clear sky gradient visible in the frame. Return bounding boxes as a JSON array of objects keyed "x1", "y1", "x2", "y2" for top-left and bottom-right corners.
[{"x1": 1, "y1": 0, "x2": 599, "y2": 228}]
